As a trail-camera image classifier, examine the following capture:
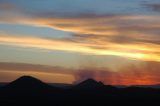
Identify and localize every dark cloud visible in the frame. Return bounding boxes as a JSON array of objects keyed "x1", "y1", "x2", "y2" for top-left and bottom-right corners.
[
  {"x1": 0, "y1": 1, "x2": 18, "y2": 11},
  {"x1": 144, "y1": 3, "x2": 160, "y2": 12}
]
